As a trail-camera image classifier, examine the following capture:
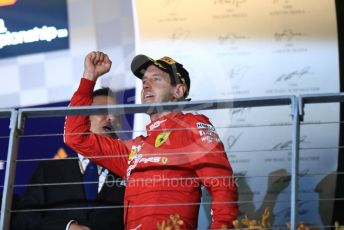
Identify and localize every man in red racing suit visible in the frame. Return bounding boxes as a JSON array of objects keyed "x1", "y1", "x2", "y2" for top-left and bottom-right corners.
[{"x1": 64, "y1": 52, "x2": 238, "y2": 229}]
